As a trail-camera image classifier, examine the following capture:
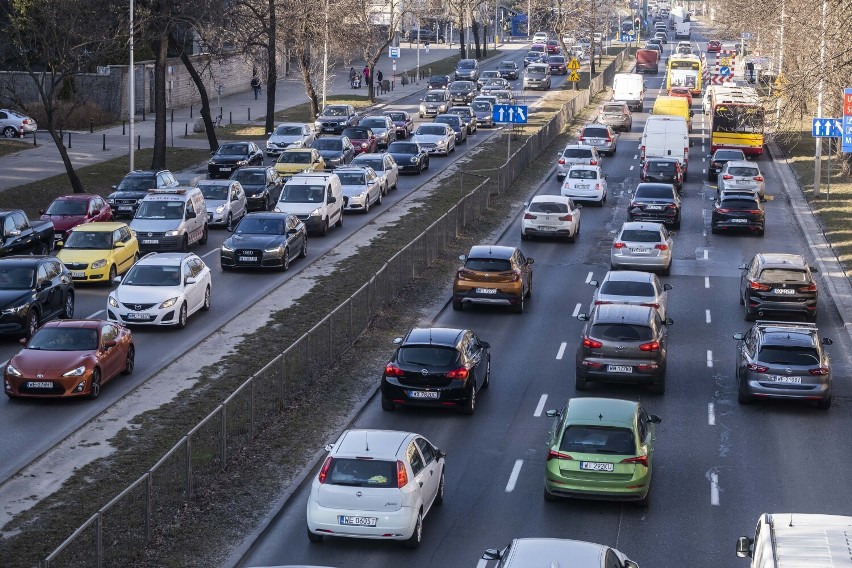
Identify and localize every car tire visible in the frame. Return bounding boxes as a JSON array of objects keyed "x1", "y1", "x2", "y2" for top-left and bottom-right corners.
[
  {"x1": 673, "y1": 217, "x2": 681, "y2": 230},
  {"x1": 452, "y1": 298, "x2": 463, "y2": 311},
  {"x1": 122, "y1": 345, "x2": 135, "y2": 375},
  {"x1": 434, "y1": 472, "x2": 445, "y2": 505},
  {"x1": 543, "y1": 488, "x2": 558, "y2": 502},
  {"x1": 180, "y1": 235, "x2": 189, "y2": 252},
  {"x1": 512, "y1": 294, "x2": 524, "y2": 314},
  {"x1": 2, "y1": 126, "x2": 18, "y2": 139},
  {"x1": 744, "y1": 306, "x2": 755, "y2": 321},
  {"x1": 363, "y1": 198, "x2": 370, "y2": 214},
  {"x1": 405, "y1": 511, "x2": 423, "y2": 549},
  {"x1": 521, "y1": 231, "x2": 529, "y2": 241},
  {"x1": 106, "y1": 264, "x2": 117, "y2": 287},
  {"x1": 557, "y1": 174, "x2": 565, "y2": 182},
  {"x1": 299, "y1": 237, "x2": 308, "y2": 258},
  {"x1": 817, "y1": 396, "x2": 832, "y2": 410},
  {"x1": 737, "y1": 381, "x2": 753, "y2": 404},
  {"x1": 575, "y1": 374, "x2": 588, "y2": 391},
  {"x1": 199, "y1": 225, "x2": 209, "y2": 245},
  {"x1": 757, "y1": 227, "x2": 765, "y2": 237},
  {"x1": 707, "y1": 171, "x2": 714, "y2": 181},
  {"x1": 87, "y1": 368, "x2": 102, "y2": 400},
  {"x1": 24, "y1": 308, "x2": 38, "y2": 339},
  {"x1": 381, "y1": 397, "x2": 395, "y2": 411},
  {"x1": 307, "y1": 527, "x2": 323, "y2": 543},
  {"x1": 461, "y1": 383, "x2": 476, "y2": 415},
  {"x1": 265, "y1": 195, "x2": 272, "y2": 211},
  {"x1": 320, "y1": 218, "x2": 329, "y2": 236},
  {"x1": 377, "y1": 190, "x2": 383, "y2": 205},
  {"x1": 202, "y1": 285, "x2": 211, "y2": 311},
  {"x1": 61, "y1": 292, "x2": 75, "y2": 319},
  {"x1": 176, "y1": 302, "x2": 188, "y2": 329}
]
